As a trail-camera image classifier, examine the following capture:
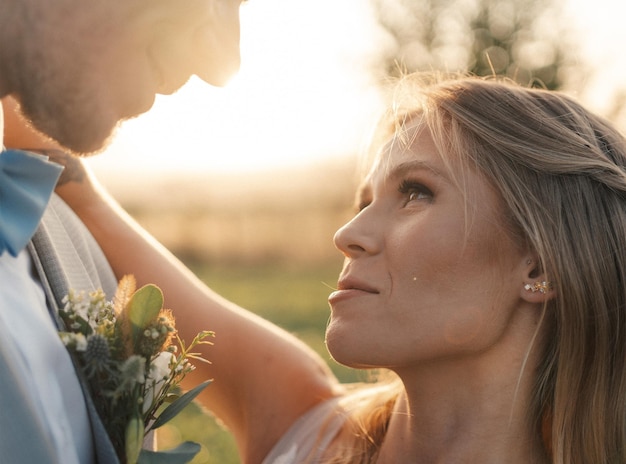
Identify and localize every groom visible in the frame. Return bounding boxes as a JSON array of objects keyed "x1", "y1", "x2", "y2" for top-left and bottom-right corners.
[{"x1": 0, "y1": 0, "x2": 242, "y2": 462}]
